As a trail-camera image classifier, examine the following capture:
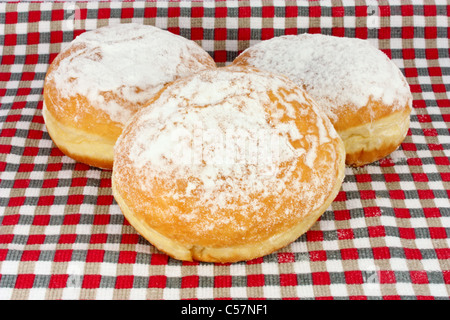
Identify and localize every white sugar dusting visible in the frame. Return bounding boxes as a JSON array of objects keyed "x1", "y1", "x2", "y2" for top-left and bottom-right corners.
[
  {"x1": 47, "y1": 23, "x2": 214, "y2": 124},
  {"x1": 114, "y1": 67, "x2": 341, "y2": 237},
  {"x1": 128, "y1": 69, "x2": 302, "y2": 193},
  {"x1": 237, "y1": 34, "x2": 412, "y2": 122}
]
